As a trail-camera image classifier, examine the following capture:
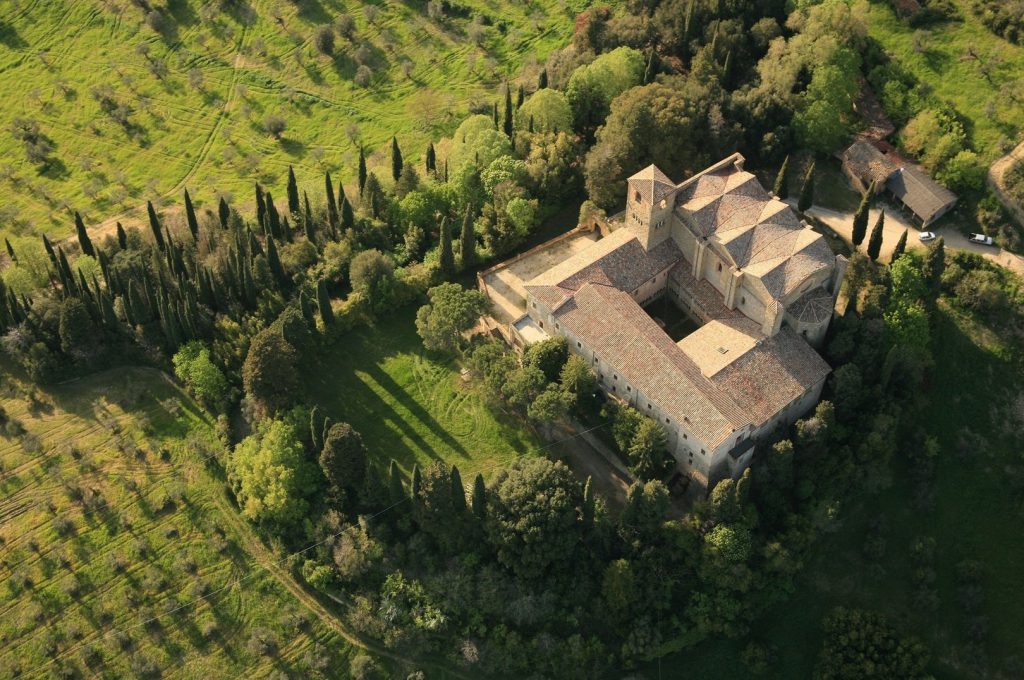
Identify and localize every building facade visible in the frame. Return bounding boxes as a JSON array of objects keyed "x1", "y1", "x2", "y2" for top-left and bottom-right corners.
[{"x1": 494, "y1": 154, "x2": 845, "y2": 494}]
